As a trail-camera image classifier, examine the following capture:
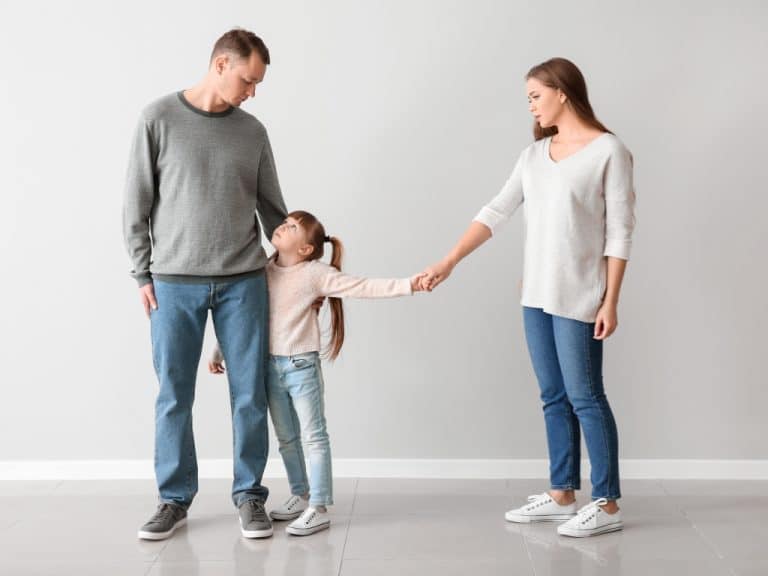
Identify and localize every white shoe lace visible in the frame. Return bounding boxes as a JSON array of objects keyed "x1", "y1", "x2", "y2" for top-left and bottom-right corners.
[
  {"x1": 302, "y1": 508, "x2": 318, "y2": 526},
  {"x1": 284, "y1": 495, "x2": 302, "y2": 511},
  {"x1": 573, "y1": 498, "x2": 607, "y2": 525},
  {"x1": 523, "y1": 493, "x2": 553, "y2": 511}
]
